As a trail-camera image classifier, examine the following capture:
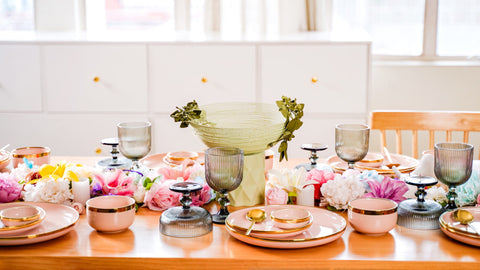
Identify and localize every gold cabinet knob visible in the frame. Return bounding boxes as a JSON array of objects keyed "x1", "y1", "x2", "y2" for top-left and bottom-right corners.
[
  {"x1": 93, "y1": 77, "x2": 100, "y2": 82},
  {"x1": 311, "y1": 76, "x2": 318, "y2": 83},
  {"x1": 201, "y1": 77, "x2": 208, "y2": 83},
  {"x1": 95, "y1": 148, "x2": 102, "y2": 154}
]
